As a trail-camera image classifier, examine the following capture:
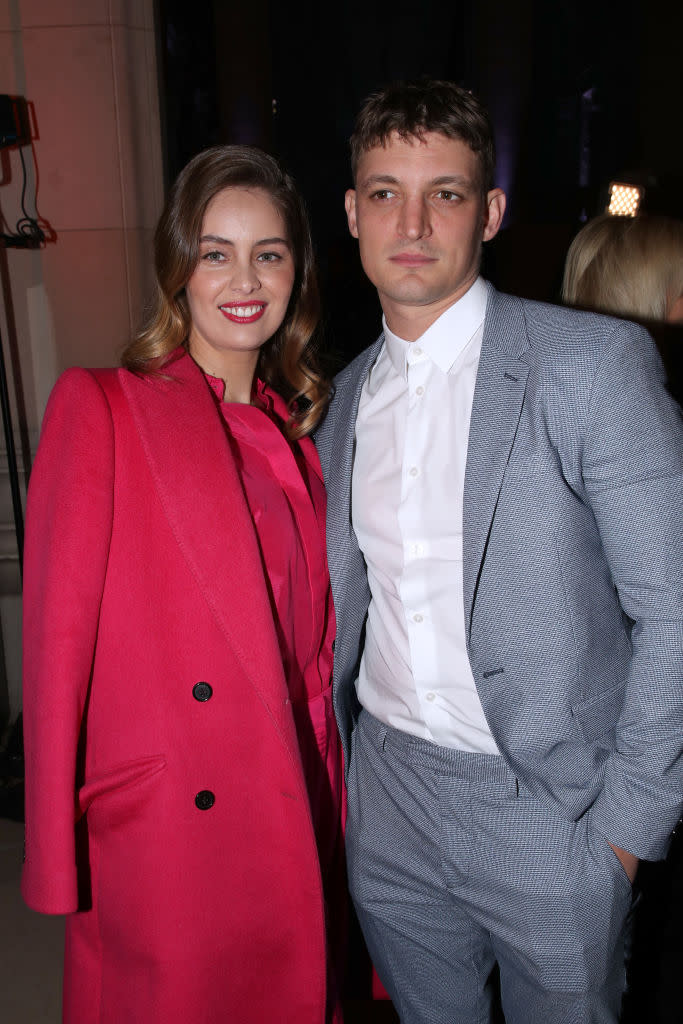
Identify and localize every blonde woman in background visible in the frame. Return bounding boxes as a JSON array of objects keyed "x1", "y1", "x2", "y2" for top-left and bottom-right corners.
[{"x1": 562, "y1": 213, "x2": 683, "y2": 324}]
